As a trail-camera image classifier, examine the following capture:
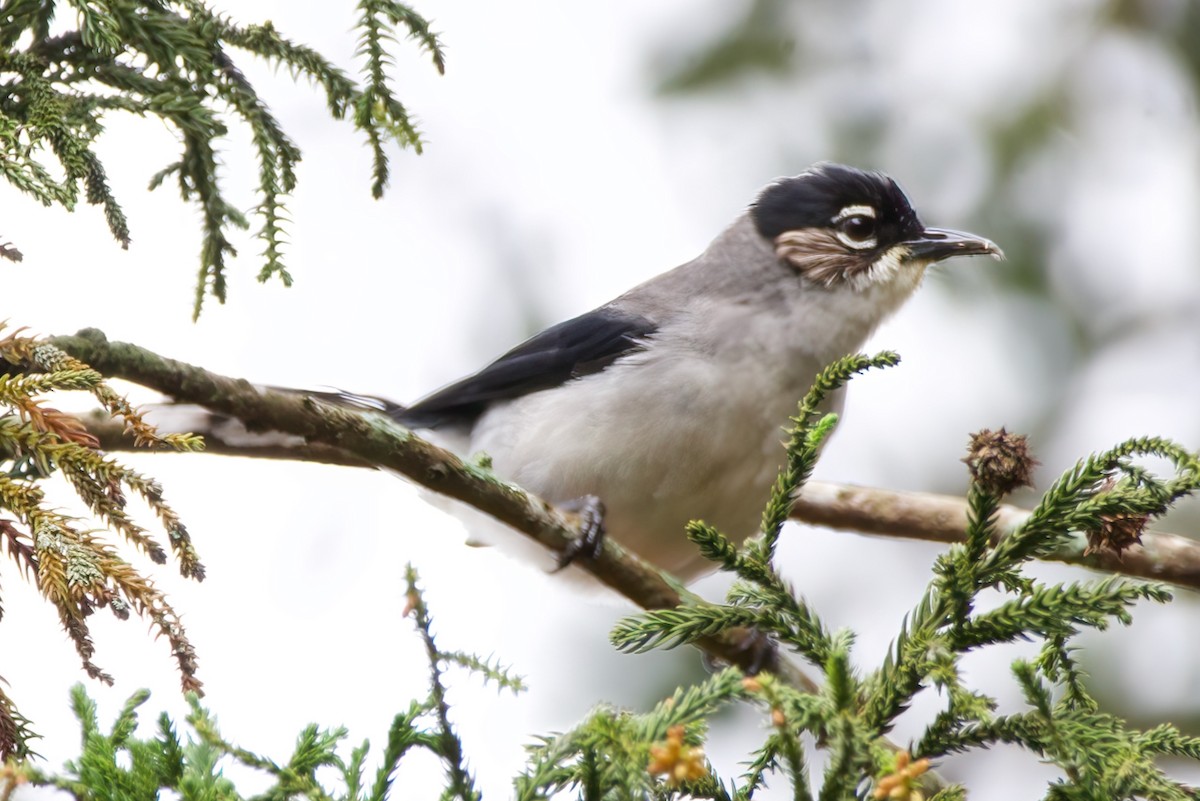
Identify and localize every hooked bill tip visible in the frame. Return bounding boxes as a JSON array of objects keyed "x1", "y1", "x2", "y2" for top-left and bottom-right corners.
[{"x1": 909, "y1": 227, "x2": 1004, "y2": 263}]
